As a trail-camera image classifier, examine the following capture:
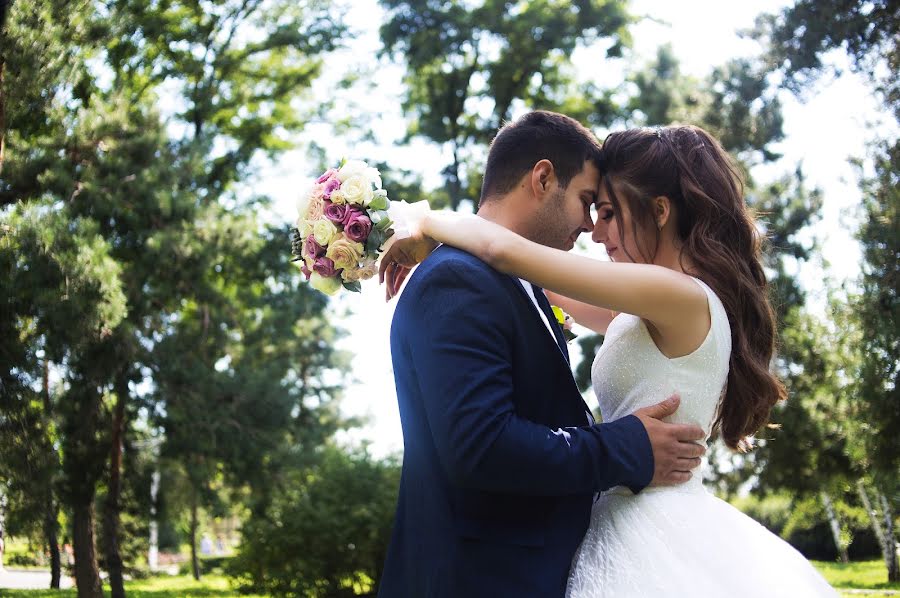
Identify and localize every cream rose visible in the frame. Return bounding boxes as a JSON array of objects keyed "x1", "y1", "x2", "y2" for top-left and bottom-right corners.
[
  {"x1": 340, "y1": 174, "x2": 374, "y2": 206},
  {"x1": 312, "y1": 219, "x2": 339, "y2": 246},
  {"x1": 357, "y1": 259, "x2": 379, "y2": 281},
  {"x1": 341, "y1": 268, "x2": 363, "y2": 283},
  {"x1": 295, "y1": 218, "x2": 313, "y2": 238},
  {"x1": 329, "y1": 189, "x2": 346, "y2": 205},
  {"x1": 309, "y1": 271, "x2": 342, "y2": 296},
  {"x1": 325, "y1": 235, "x2": 364, "y2": 271}
]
